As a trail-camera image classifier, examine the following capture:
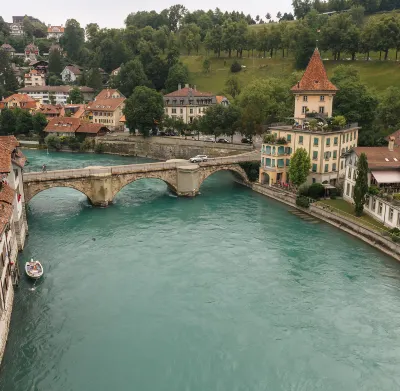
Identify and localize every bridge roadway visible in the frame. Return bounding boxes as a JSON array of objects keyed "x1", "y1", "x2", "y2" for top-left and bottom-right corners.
[{"x1": 23, "y1": 152, "x2": 259, "y2": 206}]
